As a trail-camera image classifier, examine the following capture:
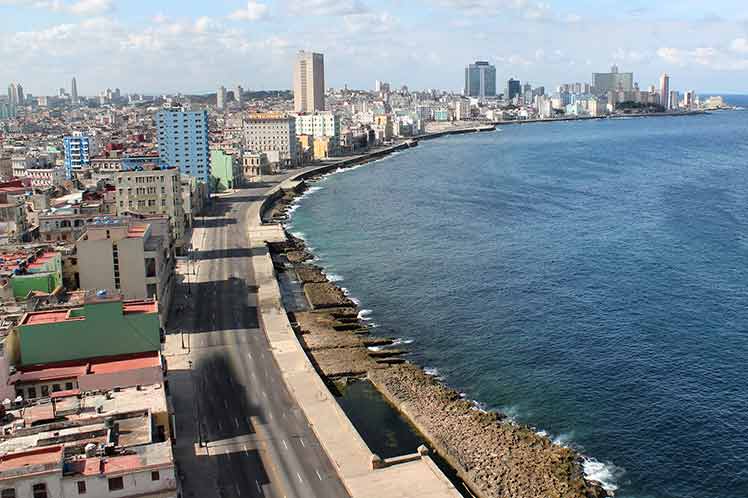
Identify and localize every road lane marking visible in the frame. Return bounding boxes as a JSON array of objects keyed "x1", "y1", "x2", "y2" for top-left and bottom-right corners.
[
  {"x1": 282, "y1": 440, "x2": 288, "y2": 450},
  {"x1": 217, "y1": 421, "x2": 223, "y2": 431},
  {"x1": 315, "y1": 469, "x2": 322, "y2": 481},
  {"x1": 234, "y1": 417, "x2": 240, "y2": 428},
  {"x1": 300, "y1": 439, "x2": 306, "y2": 448},
  {"x1": 224, "y1": 400, "x2": 229, "y2": 409},
  {"x1": 235, "y1": 484, "x2": 242, "y2": 496},
  {"x1": 268, "y1": 412, "x2": 273, "y2": 420},
  {"x1": 296, "y1": 472, "x2": 303, "y2": 483},
  {"x1": 255, "y1": 480, "x2": 261, "y2": 493}
]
